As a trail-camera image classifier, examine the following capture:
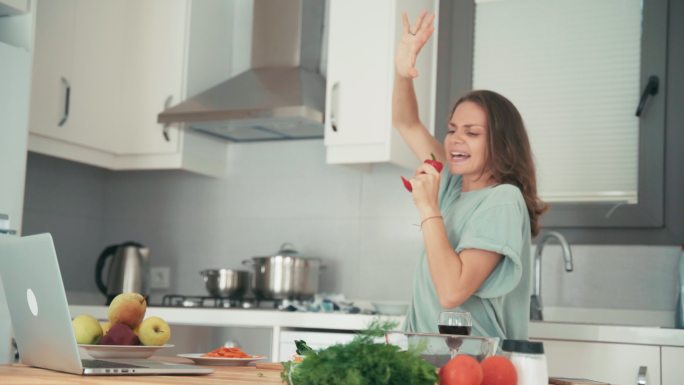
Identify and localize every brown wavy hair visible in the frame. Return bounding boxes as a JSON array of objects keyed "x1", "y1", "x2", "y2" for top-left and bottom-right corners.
[{"x1": 451, "y1": 90, "x2": 547, "y2": 237}]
